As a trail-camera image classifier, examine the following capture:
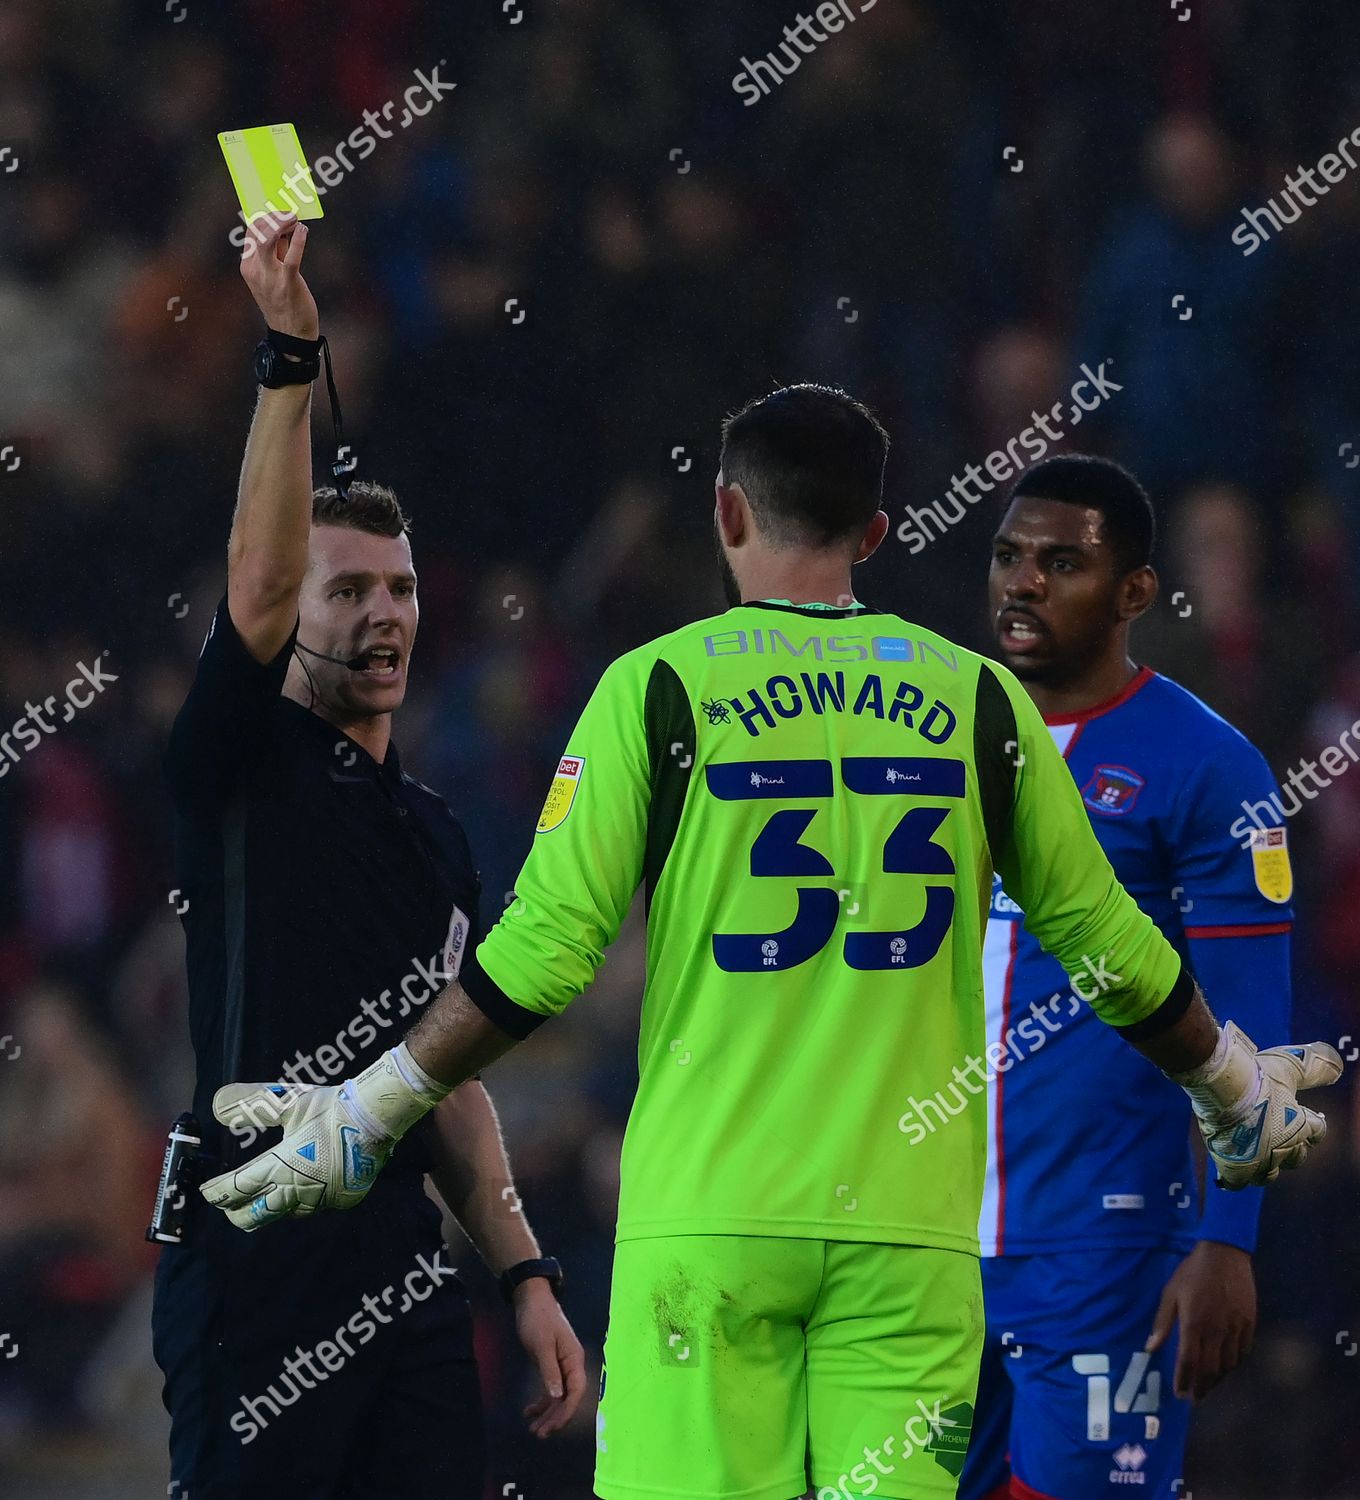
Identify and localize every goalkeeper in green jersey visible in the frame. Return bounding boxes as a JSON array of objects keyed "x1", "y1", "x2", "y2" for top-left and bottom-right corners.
[{"x1": 203, "y1": 385, "x2": 1340, "y2": 1500}]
